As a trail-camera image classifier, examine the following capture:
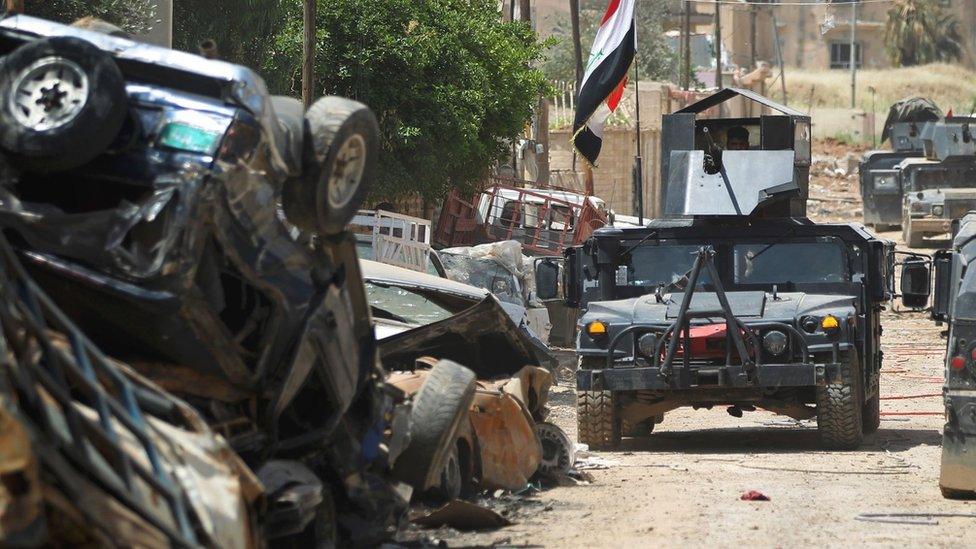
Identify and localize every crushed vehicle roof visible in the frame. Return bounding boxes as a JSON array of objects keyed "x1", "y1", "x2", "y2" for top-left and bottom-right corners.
[
  {"x1": 361, "y1": 258, "x2": 488, "y2": 300},
  {"x1": 675, "y1": 87, "x2": 808, "y2": 118}
]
